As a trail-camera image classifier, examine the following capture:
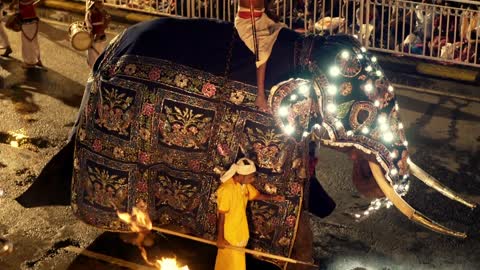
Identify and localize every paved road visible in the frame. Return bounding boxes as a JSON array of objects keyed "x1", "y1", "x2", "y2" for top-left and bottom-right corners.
[{"x1": 0, "y1": 19, "x2": 478, "y2": 270}]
